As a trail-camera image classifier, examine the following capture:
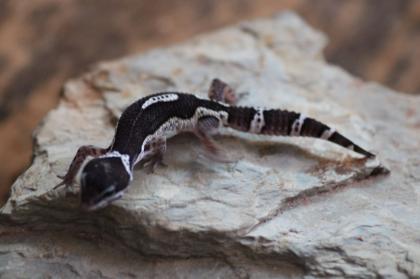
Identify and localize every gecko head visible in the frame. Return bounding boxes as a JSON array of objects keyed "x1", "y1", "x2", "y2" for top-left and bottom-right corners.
[{"x1": 80, "y1": 156, "x2": 131, "y2": 211}]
